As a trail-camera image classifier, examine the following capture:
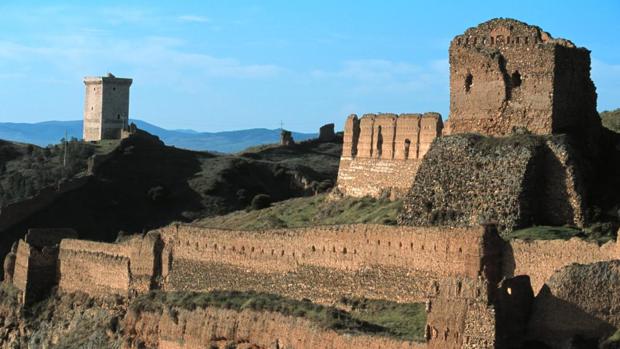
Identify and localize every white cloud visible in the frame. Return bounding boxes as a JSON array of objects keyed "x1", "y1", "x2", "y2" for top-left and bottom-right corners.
[
  {"x1": 178, "y1": 15, "x2": 210, "y2": 23},
  {"x1": 311, "y1": 58, "x2": 449, "y2": 95},
  {"x1": 0, "y1": 34, "x2": 283, "y2": 84}
]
